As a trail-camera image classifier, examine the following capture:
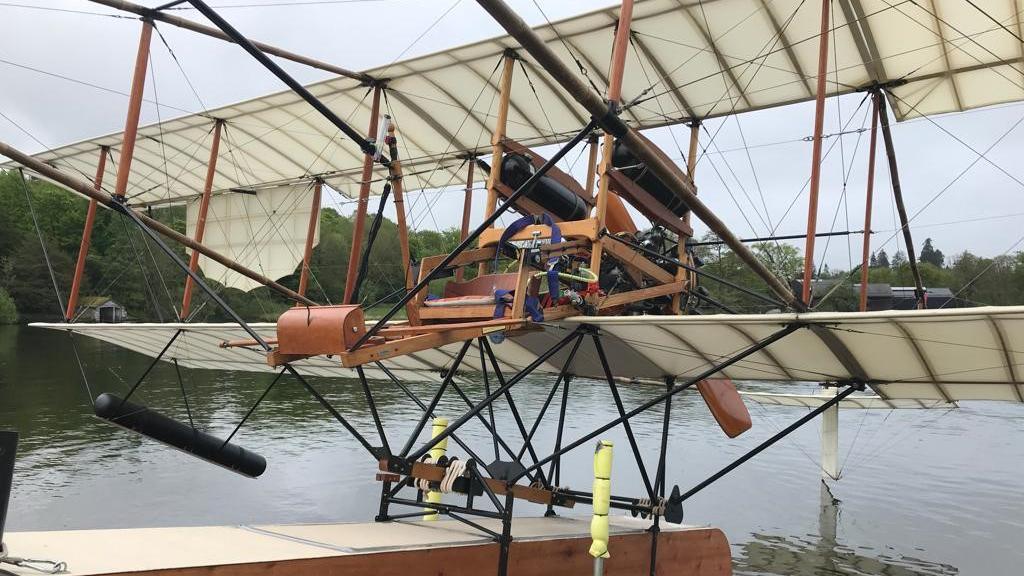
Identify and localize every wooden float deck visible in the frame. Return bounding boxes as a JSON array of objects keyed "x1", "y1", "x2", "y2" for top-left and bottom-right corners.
[{"x1": 3, "y1": 516, "x2": 731, "y2": 575}]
